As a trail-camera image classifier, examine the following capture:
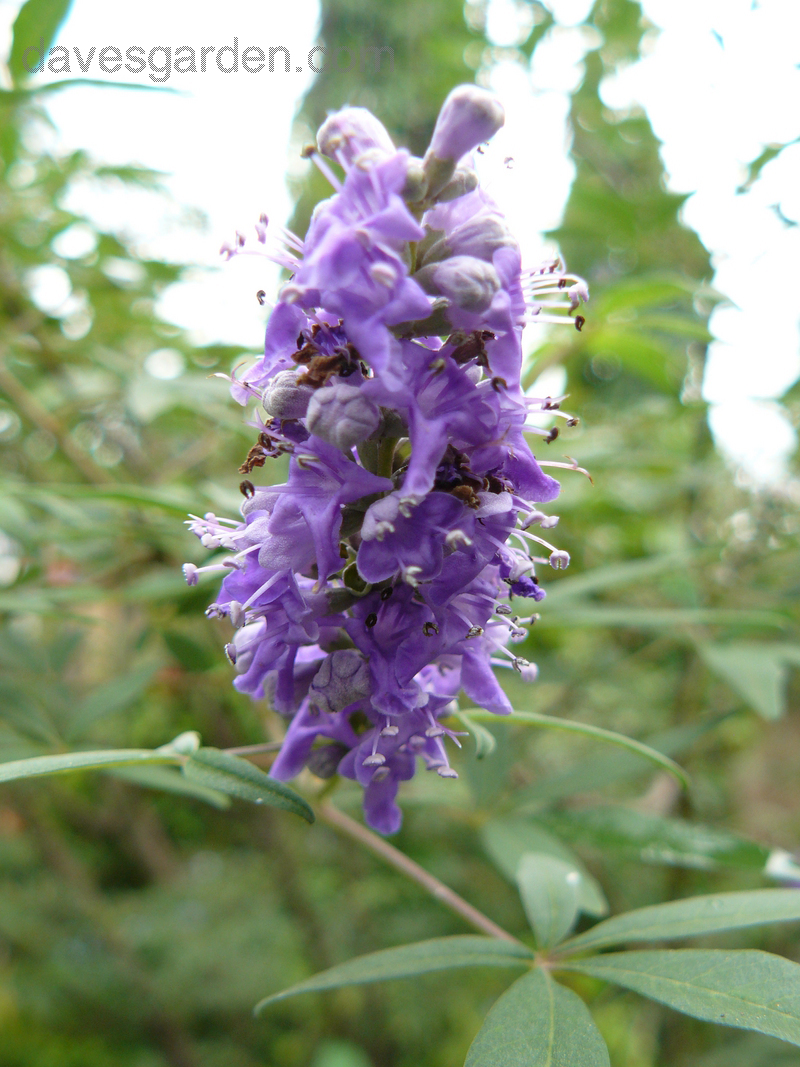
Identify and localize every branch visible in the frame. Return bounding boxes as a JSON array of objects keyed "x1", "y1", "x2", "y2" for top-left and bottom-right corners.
[{"x1": 318, "y1": 800, "x2": 522, "y2": 944}]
